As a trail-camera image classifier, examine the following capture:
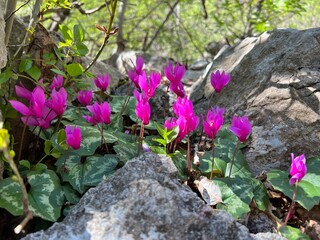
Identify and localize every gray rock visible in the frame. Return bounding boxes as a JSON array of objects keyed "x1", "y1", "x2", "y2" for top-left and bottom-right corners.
[
  {"x1": 22, "y1": 153, "x2": 282, "y2": 240},
  {"x1": 189, "y1": 28, "x2": 320, "y2": 176},
  {"x1": 110, "y1": 51, "x2": 168, "y2": 76},
  {"x1": 74, "y1": 56, "x2": 126, "y2": 92}
]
